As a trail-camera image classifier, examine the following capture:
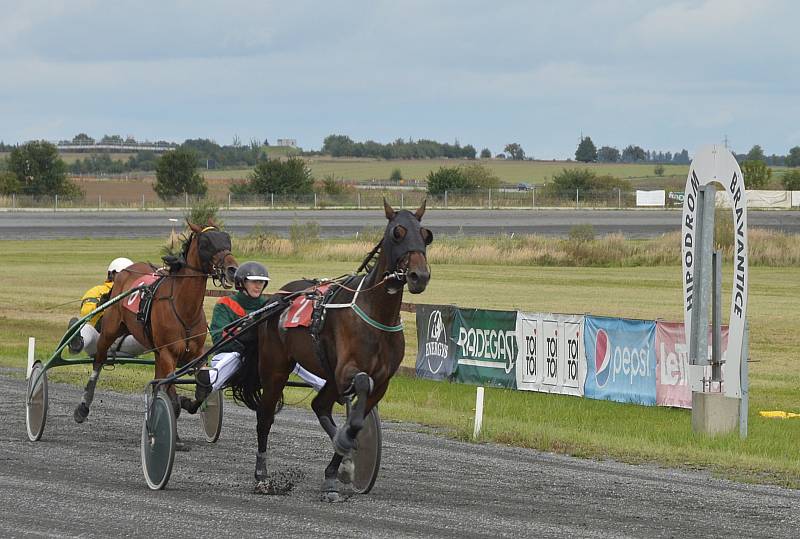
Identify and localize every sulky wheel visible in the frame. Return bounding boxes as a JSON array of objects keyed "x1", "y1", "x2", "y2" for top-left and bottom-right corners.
[
  {"x1": 141, "y1": 388, "x2": 176, "y2": 490},
  {"x1": 25, "y1": 361, "x2": 49, "y2": 442},
  {"x1": 350, "y1": 406, "x2": 382, "y2": 494},
  {"x1": 199, "y1": 390, "x2": 223, "y2": 443}
]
